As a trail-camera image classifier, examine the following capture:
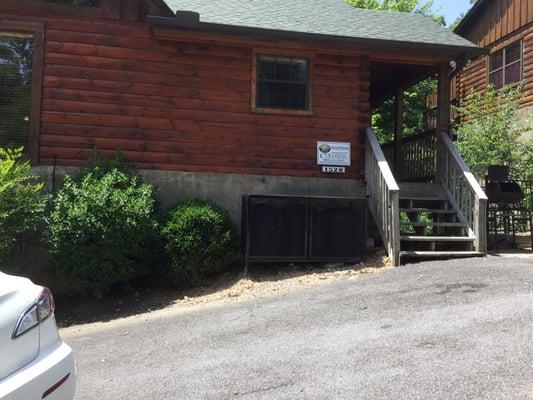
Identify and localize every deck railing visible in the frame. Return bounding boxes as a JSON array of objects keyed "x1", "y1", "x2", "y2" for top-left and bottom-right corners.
[
  {"x1": 381, "y1": 129, "x2": 438, "y2": 182},
  {"x1": 365, "y1": 128, "x2": 401, "y2": 265},
  {"x1": 436, "y1": 132, "x2": 488, "y2": 253}
]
